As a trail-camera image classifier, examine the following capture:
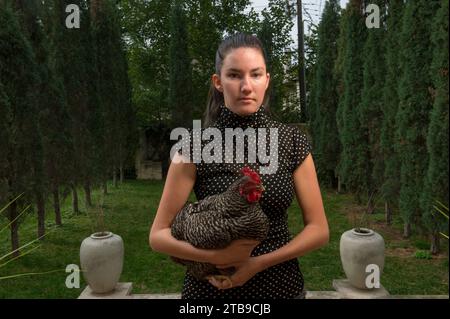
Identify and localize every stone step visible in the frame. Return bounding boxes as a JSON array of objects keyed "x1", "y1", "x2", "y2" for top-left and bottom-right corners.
[{"x1": 78, "y1": 282, "x2": 449, "y2": 299}]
